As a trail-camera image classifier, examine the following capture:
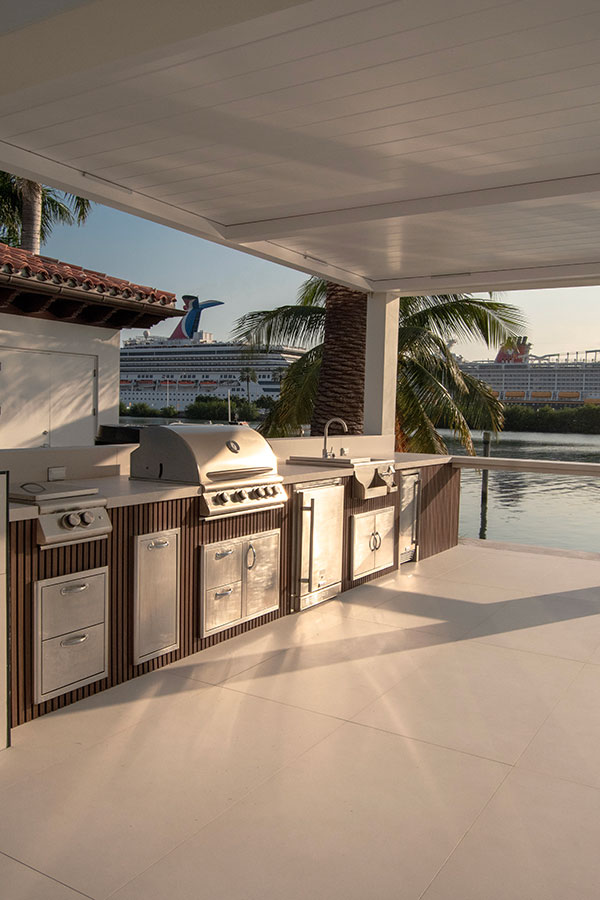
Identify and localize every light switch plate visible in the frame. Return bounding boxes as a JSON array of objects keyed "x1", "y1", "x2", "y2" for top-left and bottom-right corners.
[{"x1": 47, "y1": 466, "x2": 66, "y2": 481}]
